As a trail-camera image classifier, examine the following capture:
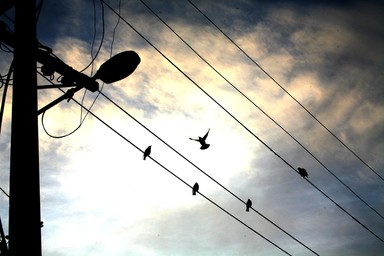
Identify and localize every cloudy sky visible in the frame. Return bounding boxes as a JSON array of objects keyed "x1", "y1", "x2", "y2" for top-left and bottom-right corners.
[{"x1": 1, "y1": 0, "x2": 383, "y2": 255}]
